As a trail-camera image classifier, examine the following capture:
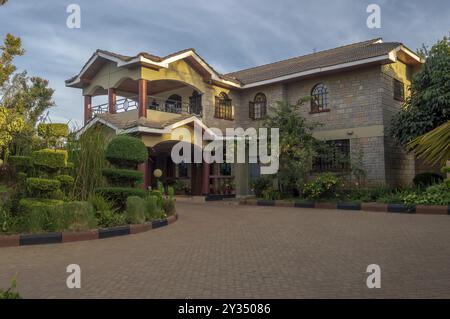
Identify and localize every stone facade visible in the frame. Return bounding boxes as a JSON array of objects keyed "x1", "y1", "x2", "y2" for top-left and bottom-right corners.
[{"x1": 208, "y1": 62, "x2": 430, "y2": 193}]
